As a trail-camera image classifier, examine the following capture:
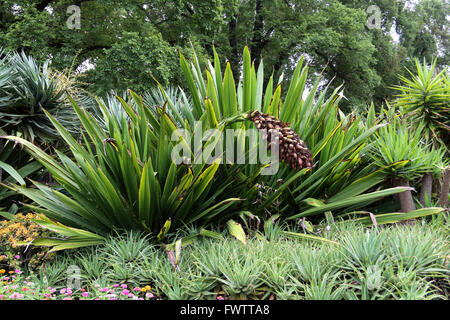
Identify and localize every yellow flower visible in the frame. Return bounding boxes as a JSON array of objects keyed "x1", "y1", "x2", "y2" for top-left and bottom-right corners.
[
  {"x1": 145, "y1": 285, "x2": 151, "y2": 291},
  {"x1": 8, "y1": 271, "x2": 14, "y2": 274},
  {"x1": 0, "y1": 269, "x2": 5, "y2": 274},
  {"x1": 141, "y1": 288, "x2": 147, "y2": 292}
]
